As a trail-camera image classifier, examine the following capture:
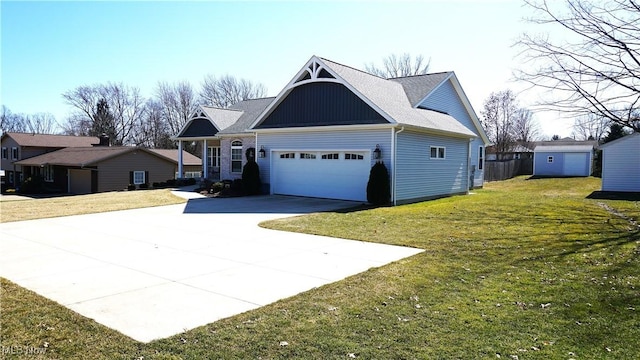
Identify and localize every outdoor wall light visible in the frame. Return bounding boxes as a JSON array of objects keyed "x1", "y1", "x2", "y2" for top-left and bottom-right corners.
[
  {"x1": 258, "y1": 145, "x2": 266, "y2": 158},
  {"x1": 373, "y1": 144, "x2": 382, "y2": 159}
]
